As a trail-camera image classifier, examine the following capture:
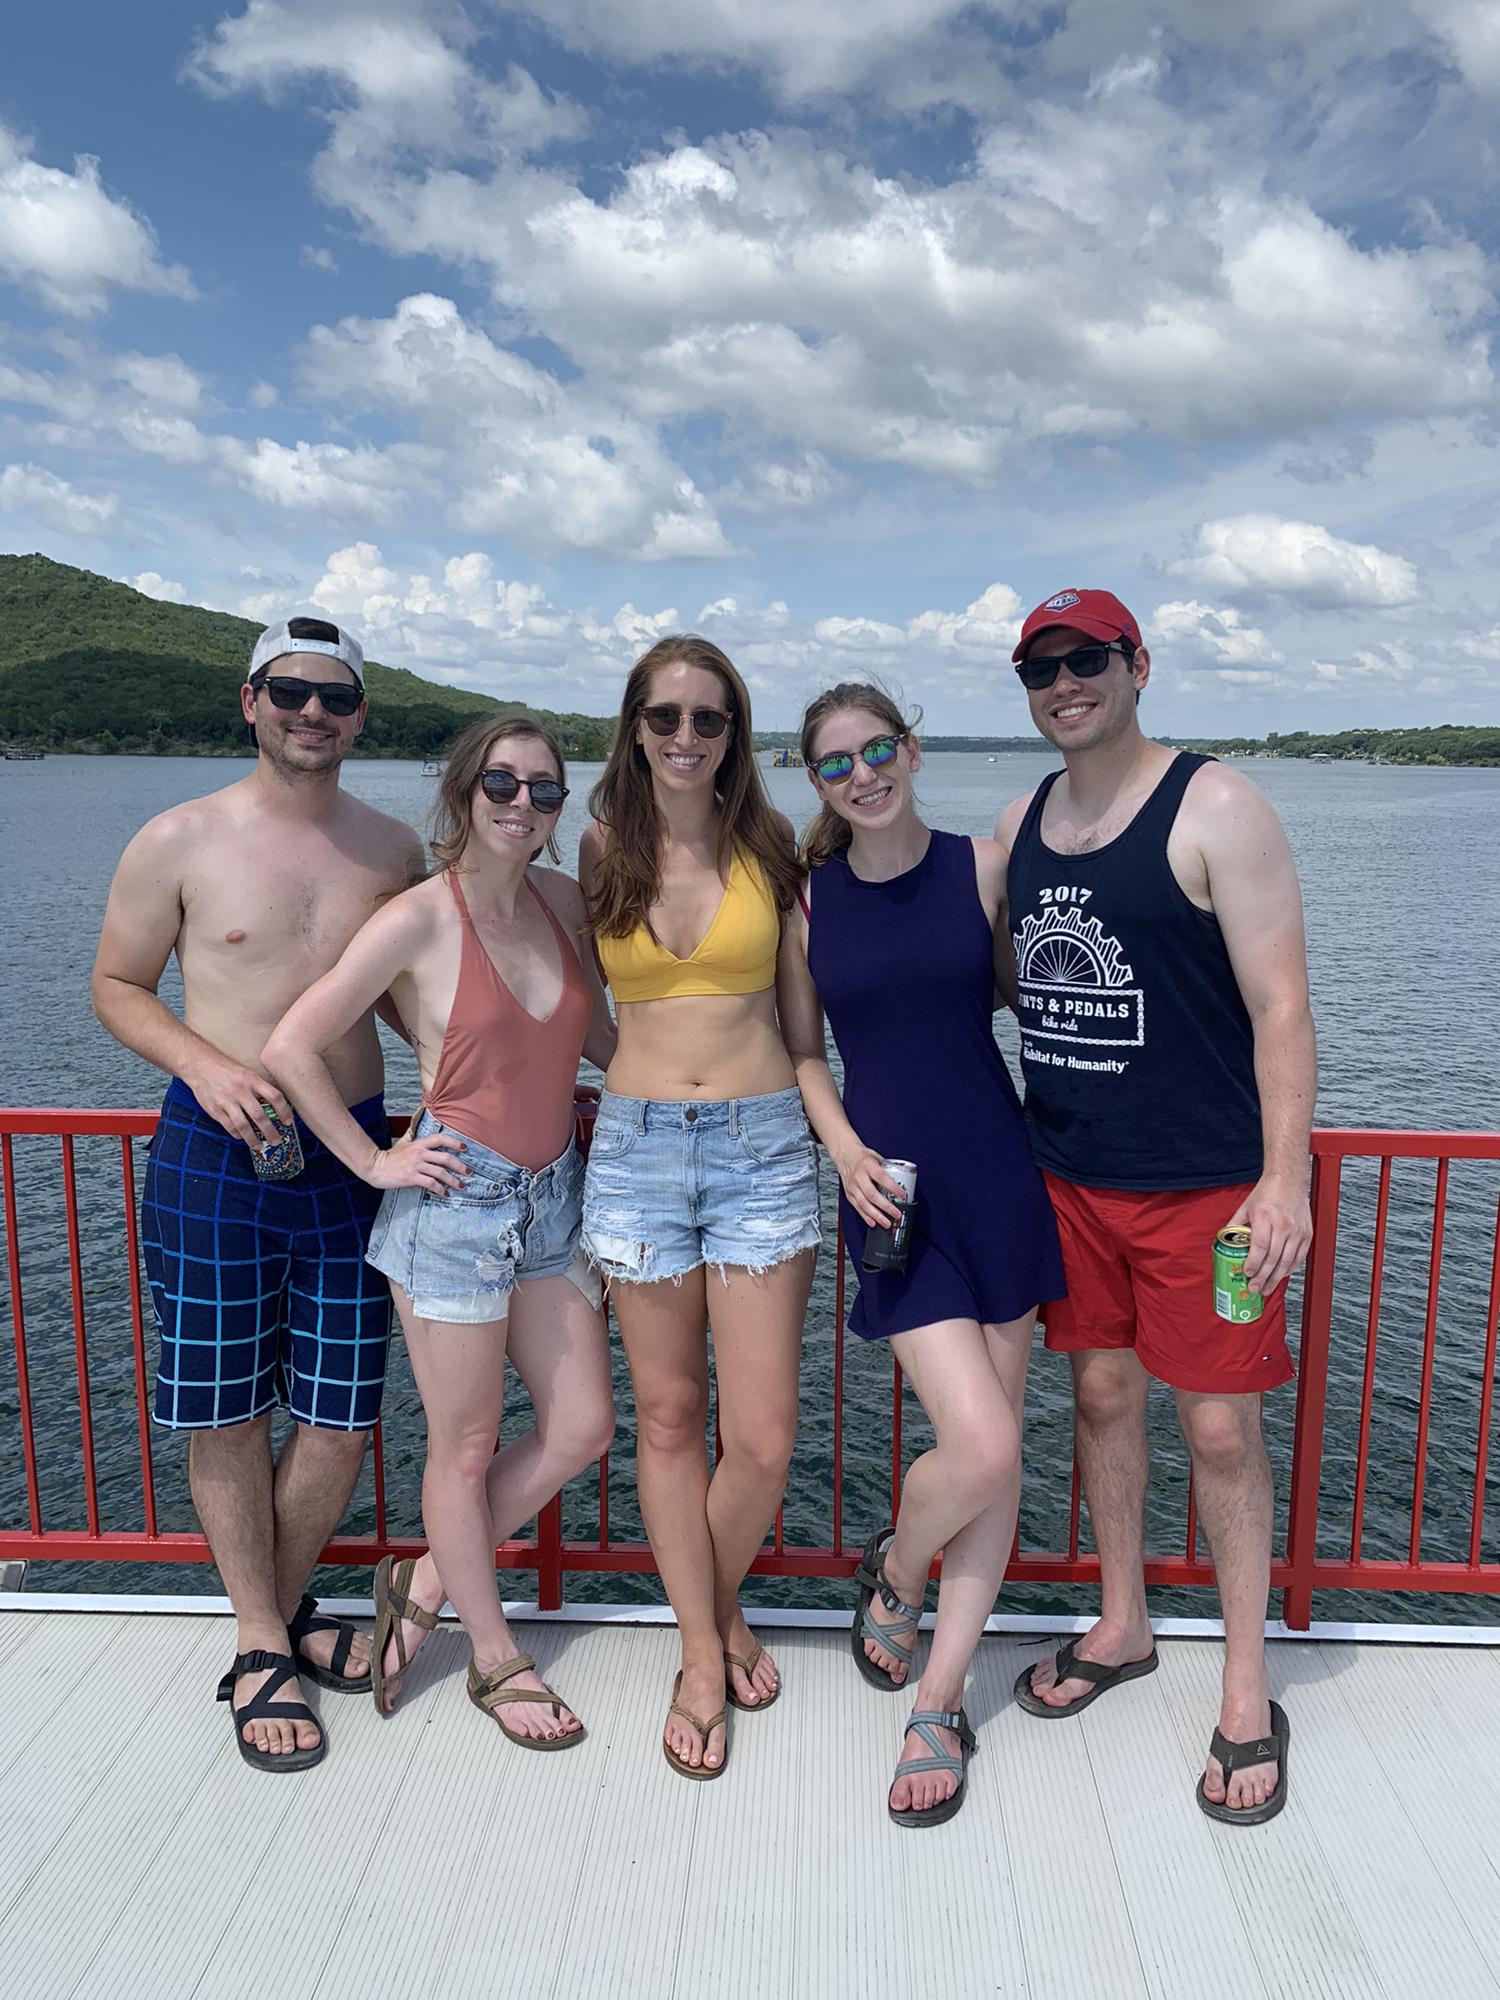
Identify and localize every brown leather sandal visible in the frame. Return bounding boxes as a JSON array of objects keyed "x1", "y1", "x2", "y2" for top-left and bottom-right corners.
[
  {"x1": 466, "y1": 1654, "x2": 584, "y2": 1750},
  {"x1": 723, "y1": 1638, "x2": 780, "y2": 1712},
  {"x1": 663, "y1": 1669, "x2": 728, "y2": 1780},
  {"x1": 371, "y1": 1555, "x2": 441, "y2": 1716}
]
